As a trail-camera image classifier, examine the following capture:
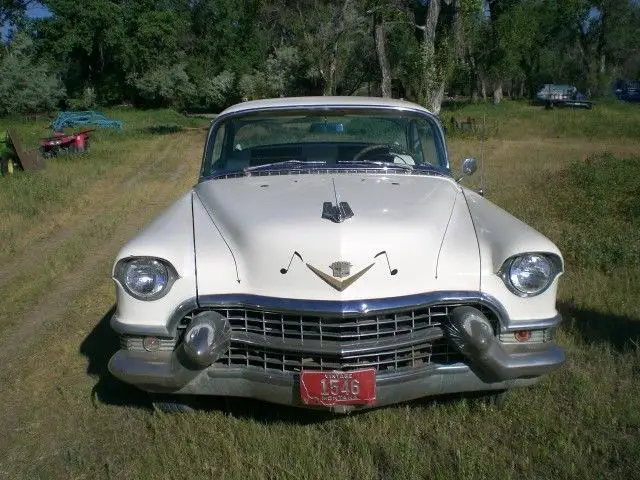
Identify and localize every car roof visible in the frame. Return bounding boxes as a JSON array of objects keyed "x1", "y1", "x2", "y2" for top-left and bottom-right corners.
[{"x1": 219, "y1": 96, "x2": 432, "y2": 116}]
